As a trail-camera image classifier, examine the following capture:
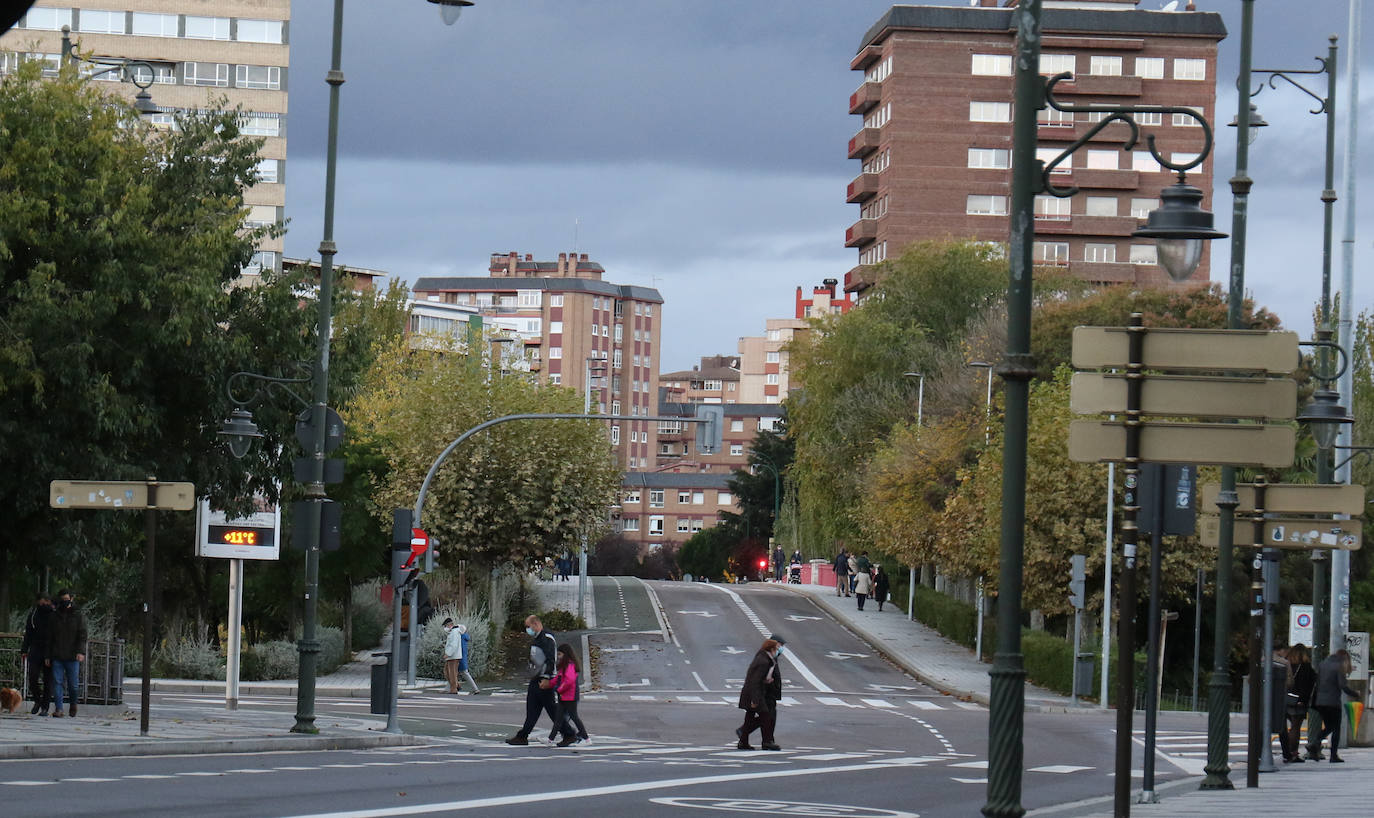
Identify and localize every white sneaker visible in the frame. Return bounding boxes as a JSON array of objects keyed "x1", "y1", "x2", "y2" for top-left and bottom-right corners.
[
  {"x1": 576, "y1": 737, "x2": 591, "y2": 746},
  {"x1": 538, "y1": 736, "x2": 555, "y2": 746}
]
